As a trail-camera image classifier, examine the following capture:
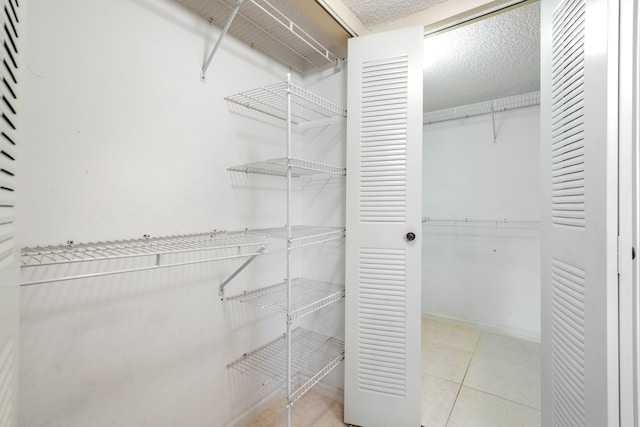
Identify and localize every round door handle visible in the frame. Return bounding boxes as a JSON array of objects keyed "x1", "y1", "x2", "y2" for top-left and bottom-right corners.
[{"x1": 406, "y1": 232, "x2": 416, "y2": 241}]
